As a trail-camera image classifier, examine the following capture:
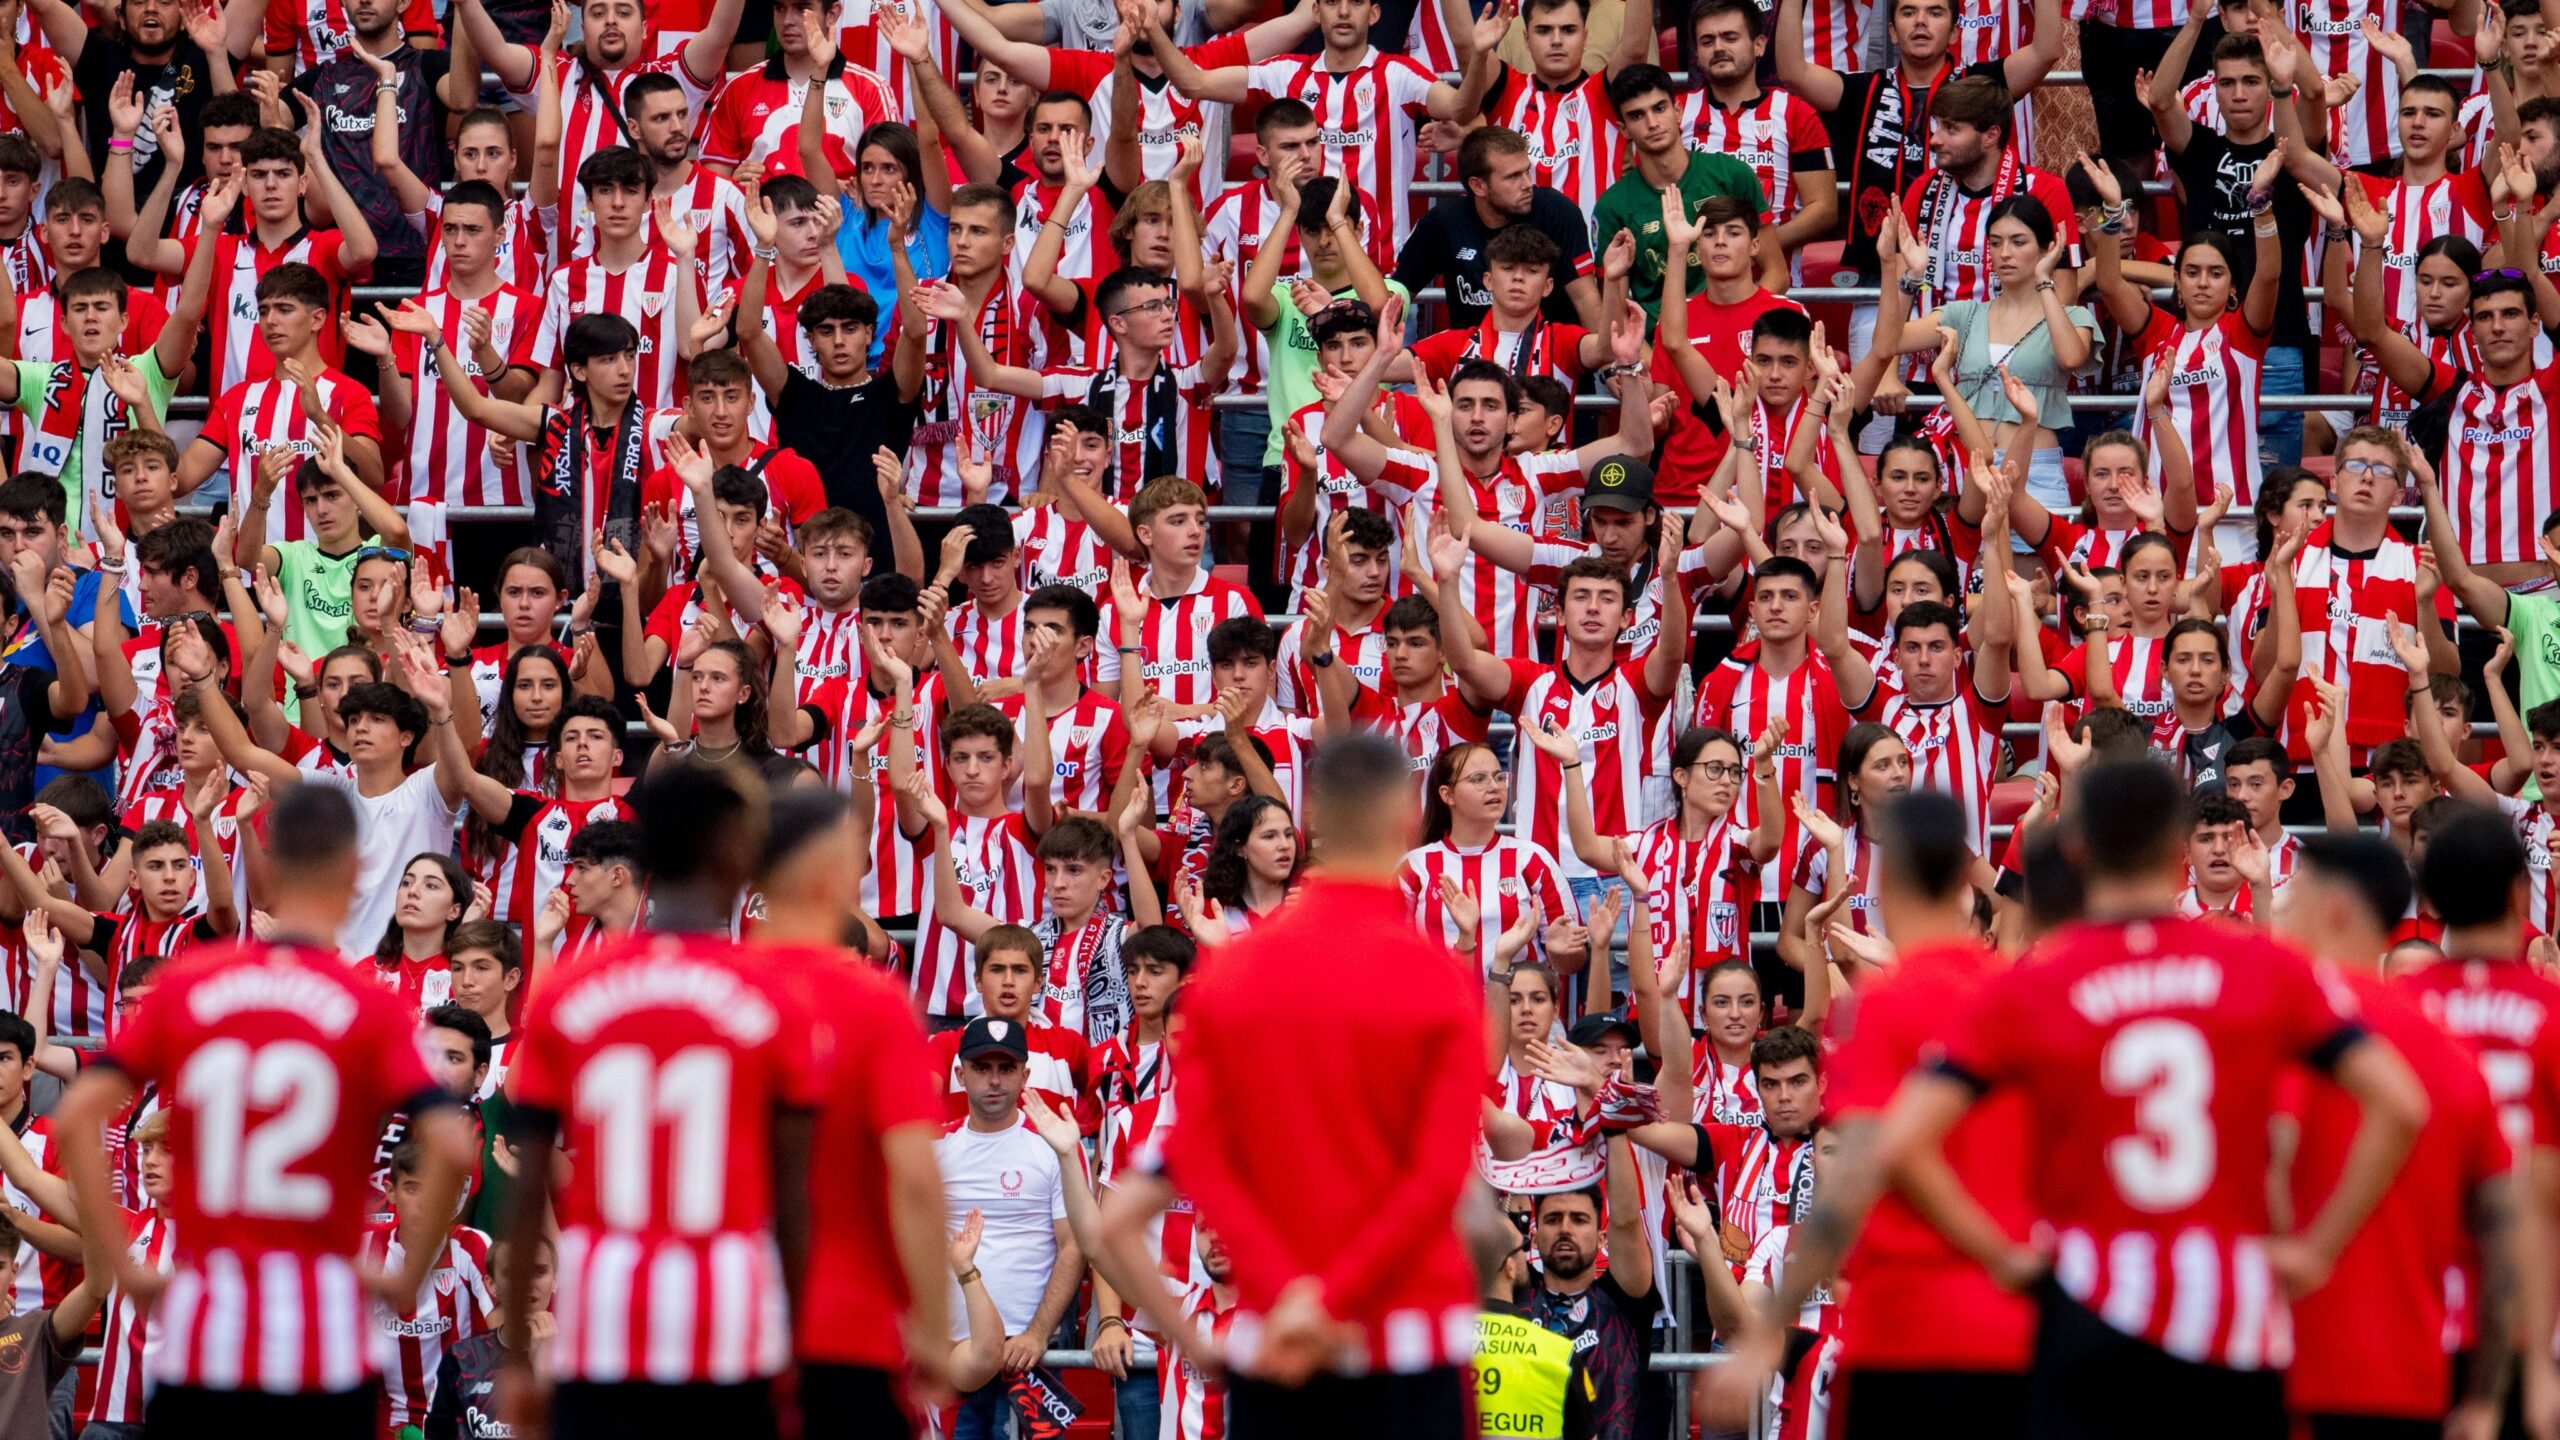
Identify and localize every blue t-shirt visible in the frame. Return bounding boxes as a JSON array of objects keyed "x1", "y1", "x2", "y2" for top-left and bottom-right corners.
[
  {"x1": 837, "y1": 205, "x2": 951, "y2": 362},
  {"x1": 3, "y1": 567, "x2": 132, "y2": 792}
]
